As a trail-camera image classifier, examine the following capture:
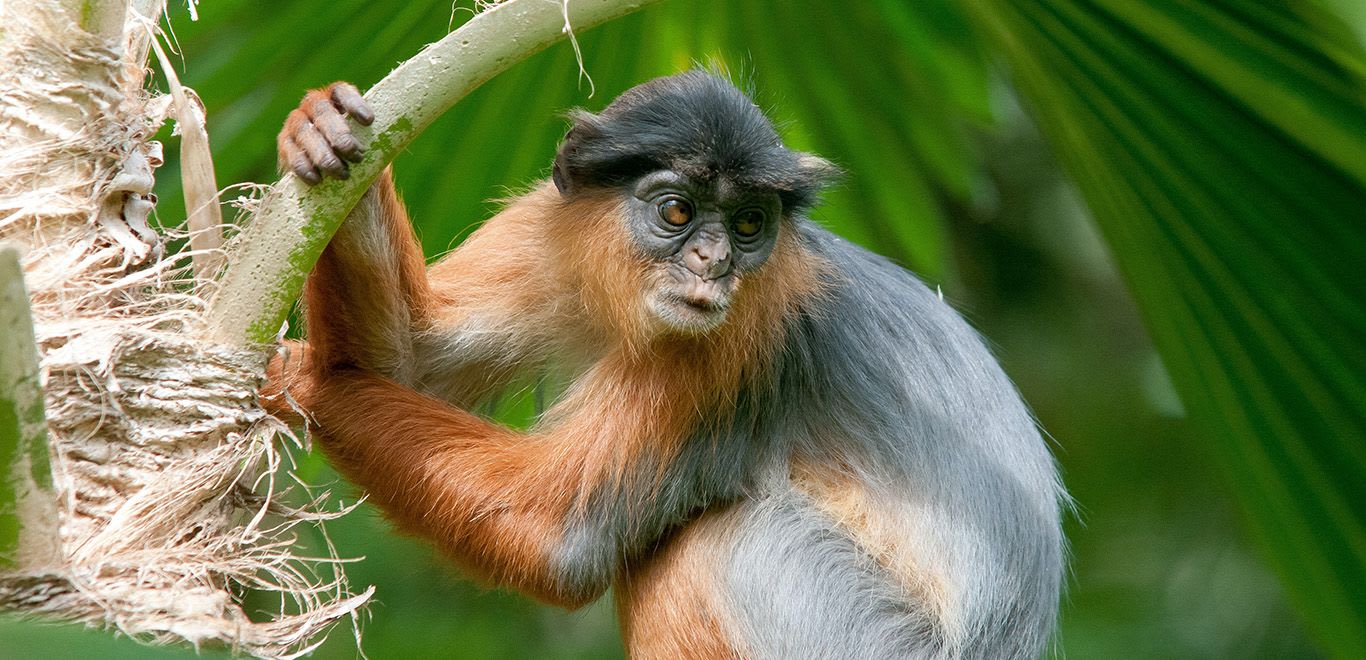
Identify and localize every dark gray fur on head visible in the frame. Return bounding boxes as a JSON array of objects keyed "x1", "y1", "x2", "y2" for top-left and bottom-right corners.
[{"x1": 552, "y1": 70, "x2": 839, "y2": 213}]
